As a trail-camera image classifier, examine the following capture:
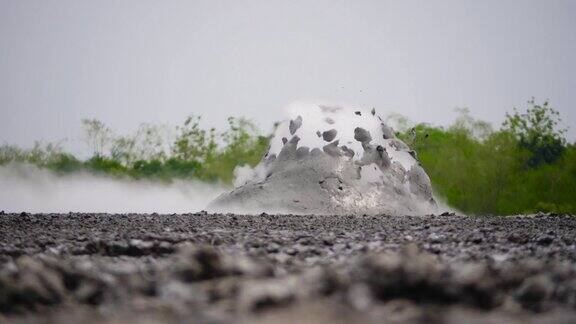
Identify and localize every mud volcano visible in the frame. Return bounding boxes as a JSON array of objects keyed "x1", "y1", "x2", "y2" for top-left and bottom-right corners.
[{"x1": 209, "y1": 103, "x2": 438, "y2": 215}]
